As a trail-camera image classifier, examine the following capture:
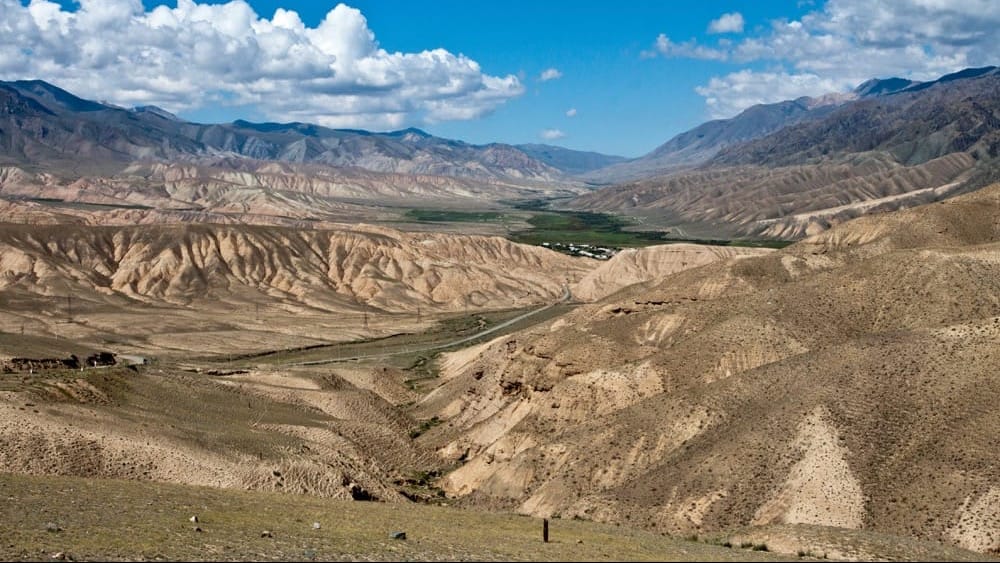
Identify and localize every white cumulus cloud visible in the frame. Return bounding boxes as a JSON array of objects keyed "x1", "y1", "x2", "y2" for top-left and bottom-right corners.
[
  {"x1": 641, "y1": 34, "x2": 728, "y2": 61},
  {"x1": 695, "y1": 70, "x2": 849, "y2": 118},
  {"x1": 708, "y1": 12, "x2": 744, "y2": 34},
  {"x1": 539, "y1": 68, "x2": 563, "y2": 81},
  {"x1": 0, "y1": 0, "x2": 523, "y2": 129},
  {"x1": 540, "y1": 128, "x2": 566, "y2": 140},
  {"x1": 644, "y1": 0, "x2": 1000, "y2": 118},
  {"x1": 566, "y1": 108, "x2": 577, "y2": 117}
]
